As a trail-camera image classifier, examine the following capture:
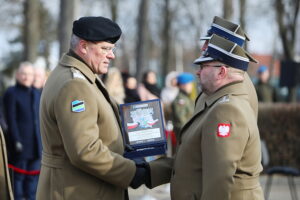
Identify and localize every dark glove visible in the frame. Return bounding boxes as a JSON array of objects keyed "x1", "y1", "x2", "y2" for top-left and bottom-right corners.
[
  {"x1": 130, "y1": 159, "x2": 151, "y2": 189},
  {"x1": 125, "y1": 144, "x2": 135, "y2": 152},
  {"x1": 15, "y1": 141, "x2": 23, "y2": 153},
  {"x1": 130, "y1": 165, "x2": 146, "y2": 189}
]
